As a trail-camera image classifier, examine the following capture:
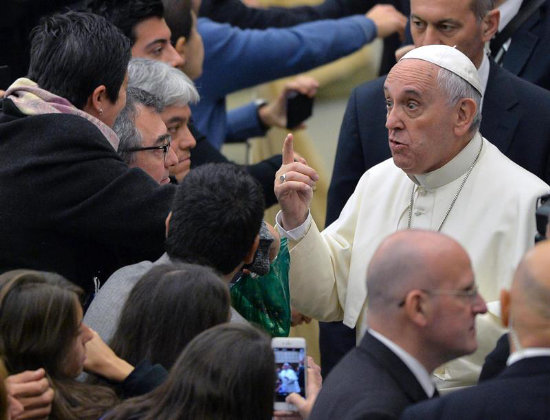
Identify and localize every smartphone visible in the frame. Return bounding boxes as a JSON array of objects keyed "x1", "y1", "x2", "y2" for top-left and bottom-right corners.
[
  {"x1": 286, "y1": 91, "x2": 314, "y2": 129},
  {"x1": 272, "y1": 337, "x2": 307, "y2": 412}
]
